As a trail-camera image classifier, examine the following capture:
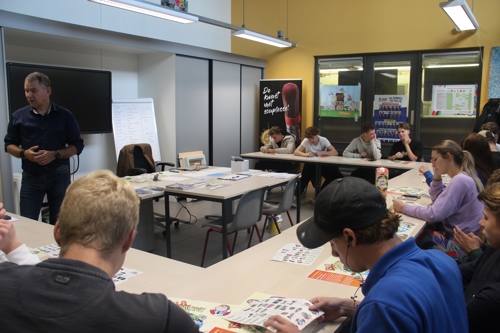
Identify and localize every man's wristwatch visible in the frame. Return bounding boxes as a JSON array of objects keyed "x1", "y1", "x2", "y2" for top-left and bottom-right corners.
[
  {"x1": 19, "y1": 149, "x2": 25, "y2": 159},
  {"x1": 55, "y1": 151, "x2": 61, "y2": 159}
]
